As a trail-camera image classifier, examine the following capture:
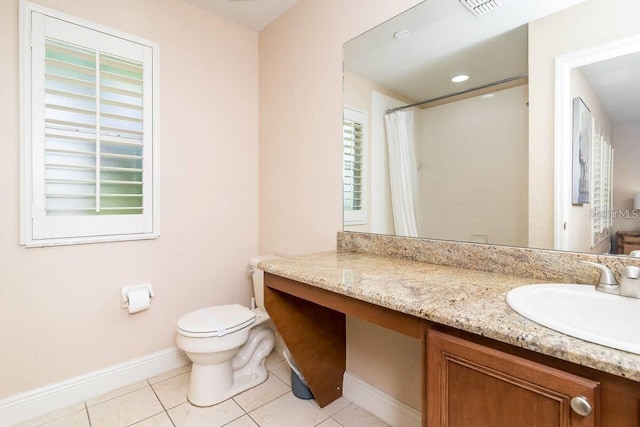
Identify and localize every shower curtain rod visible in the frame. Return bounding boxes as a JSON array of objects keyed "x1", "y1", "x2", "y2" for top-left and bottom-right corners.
[{"x1": 385, "y1": 73, "x2": 528, "y2": 114}]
